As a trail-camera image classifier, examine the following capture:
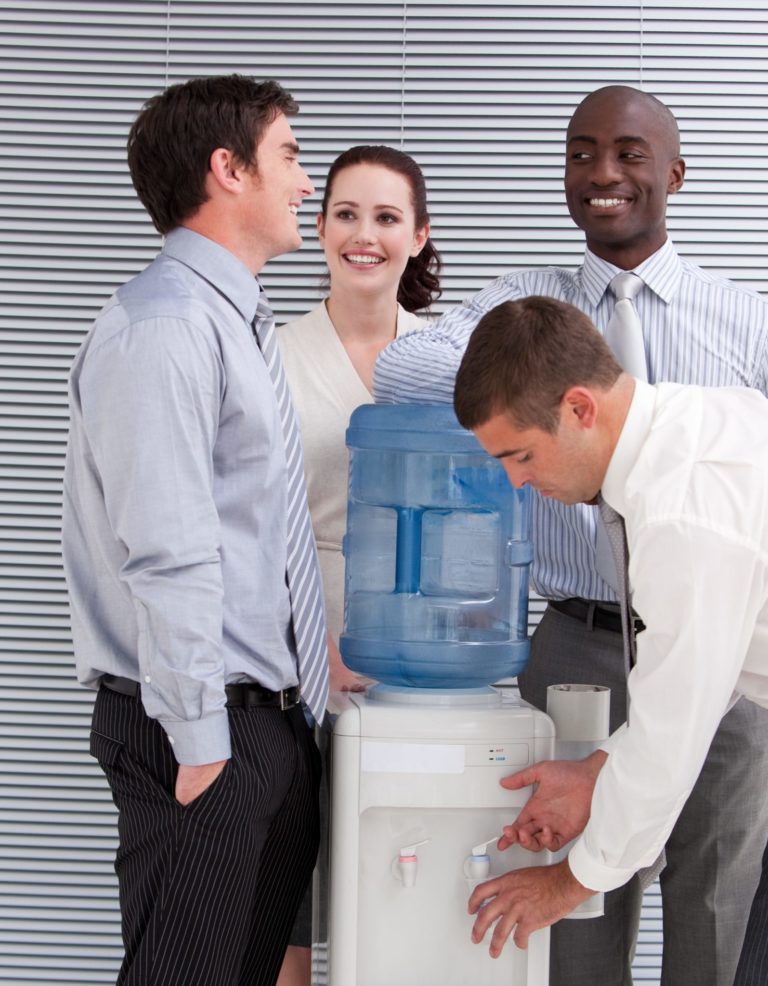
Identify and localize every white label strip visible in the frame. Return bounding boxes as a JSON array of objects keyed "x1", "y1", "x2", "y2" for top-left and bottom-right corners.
[{"x1": 361, "y1": 740, "x2": 465, "y2": 774}]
